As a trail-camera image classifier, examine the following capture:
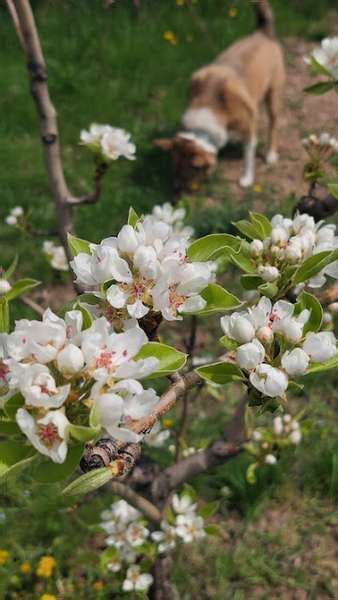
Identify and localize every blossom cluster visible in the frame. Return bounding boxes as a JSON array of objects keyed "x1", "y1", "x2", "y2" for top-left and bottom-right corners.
[
  {"x1": 80, "y1": 124, "x2": 136, "y2": 162},
  {"x1": 0, "y1": 309, "x2": 160, "y2": 462},
  {"x1": 100, "y1": 494, "x2": 206, "y2": 593},
  {"x1": 249, "y1": 213, "x2": 338, "y2": 289},
  {"x1": 71, "y1": 208, "x2": 215, "y2": 321},
  {"x1": 250, "y1": 414, "x2": 302, "y2": 466},
  {"x1": 221, "y1": 296, "x2": 337, "y2": 398},
  {"x1": 302, "y1": 132, "x2": 338, "y2": 154},
  {"x1": 306, "y1": 36, "x2": 338, "y2": 80},
  {"x1": 5, "y1": 206, "x2": 24, "y2": 226},
  {"x1": 42, "y1": 241, "x2": 69, "y2": 272}
]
